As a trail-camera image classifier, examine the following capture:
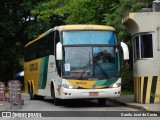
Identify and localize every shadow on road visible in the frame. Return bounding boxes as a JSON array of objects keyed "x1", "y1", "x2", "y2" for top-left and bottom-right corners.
[{"x1": 42, "y1": 98, "x2": 122, "y2": 108}]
